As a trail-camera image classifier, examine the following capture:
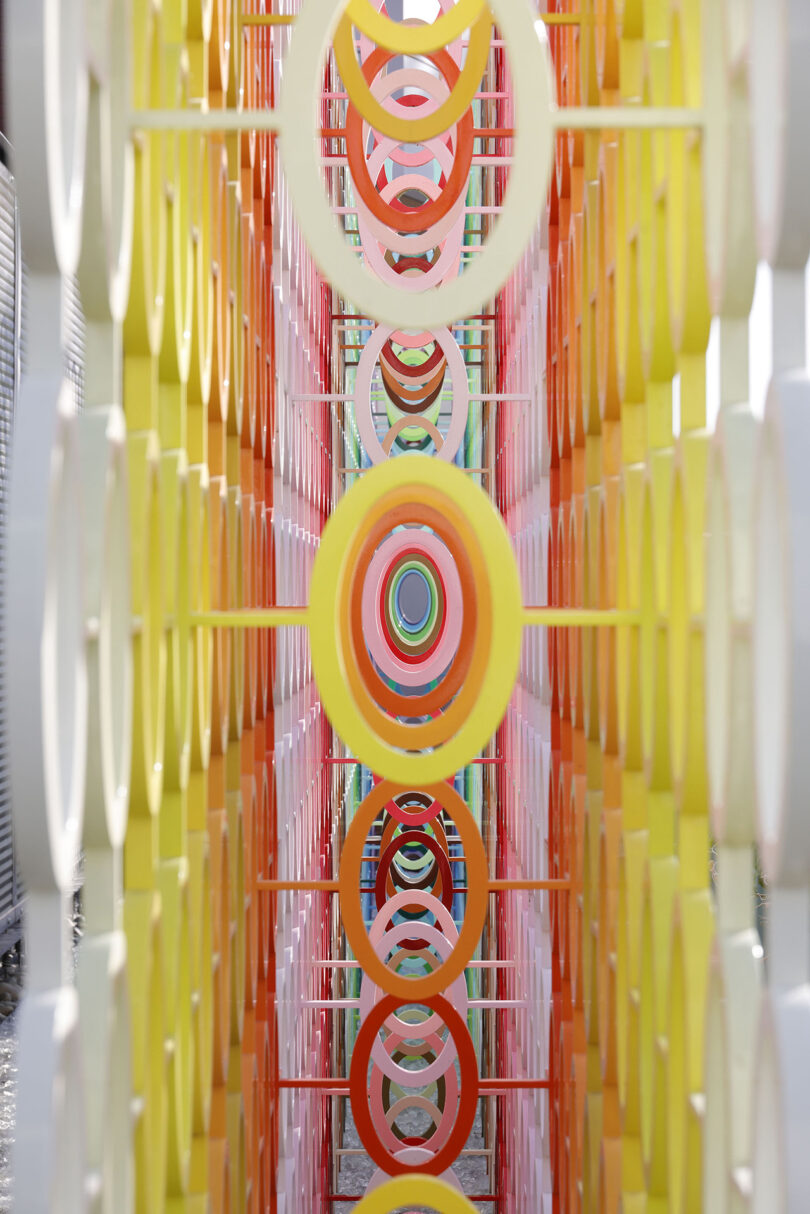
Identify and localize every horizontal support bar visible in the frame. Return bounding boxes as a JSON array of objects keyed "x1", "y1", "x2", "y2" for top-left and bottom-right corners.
[
  {"x1": 240, "y1": 12, "x2": 295, "y2": 23},
  {"x1": 132, "y1": 106, "x2": 702, "y2": 138},
  {"x1": 260, "y1": 878, "x2": 567, "y2": 892},
  {"x1": 131, "y1": 108, "x2": 284, "y2": 132},
  {"x1": 324, "y1": 755, "x2": 504, "y2": 766},
  {"x1": 277, "y1": 1076, "x2": 549, "y2": 1090},
  {"x1": 312, "y1": 958, "x2": 515, "y2": 968},
  {"x1": 554, "y1": 106, "x2": 703, "y2": 131},
  {"x1": 479, "y1": 1078, "x2": 550, "y2": 1090},
  {"x1": 522, "y1": 608, "x2": 641, "y2": 626},
  {"x1": 489, "y1": 879, "x2": 569, "y2": 891},
  {"x1": 301, "y1": 998, "x2": 527, "y2": 1009},
  {"x1": 194, "y1": 608, "x2": 639, "y2": 629},
  {"x1": 259, "y1": 880, "x2": 339, "y2": 891},
  {"x1": 328, "y1": 1198, "x2": 498, "y2": 1204},
  {"x1": 191, "y1": 608, "x2": 309, "y2": 627}
]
